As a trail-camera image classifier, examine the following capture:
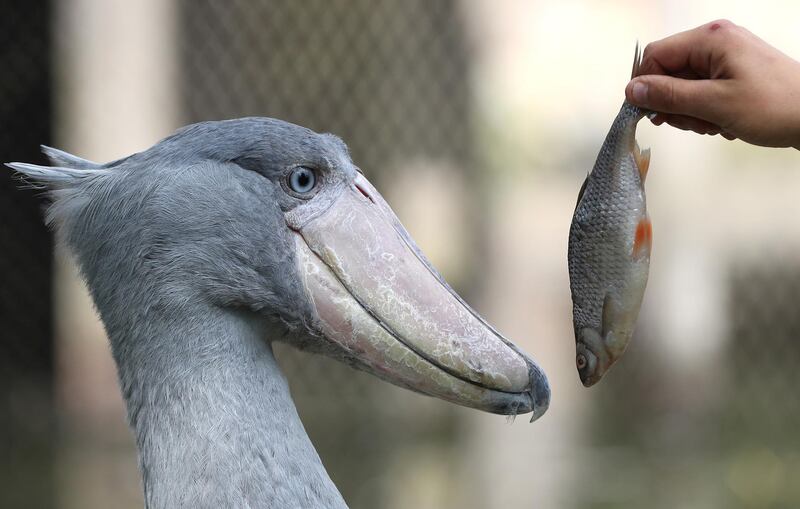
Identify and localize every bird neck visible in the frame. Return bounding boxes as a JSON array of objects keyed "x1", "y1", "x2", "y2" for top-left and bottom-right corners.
[{"x1": 107, "y1": 303, "x2": 347, "y2": 509}]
